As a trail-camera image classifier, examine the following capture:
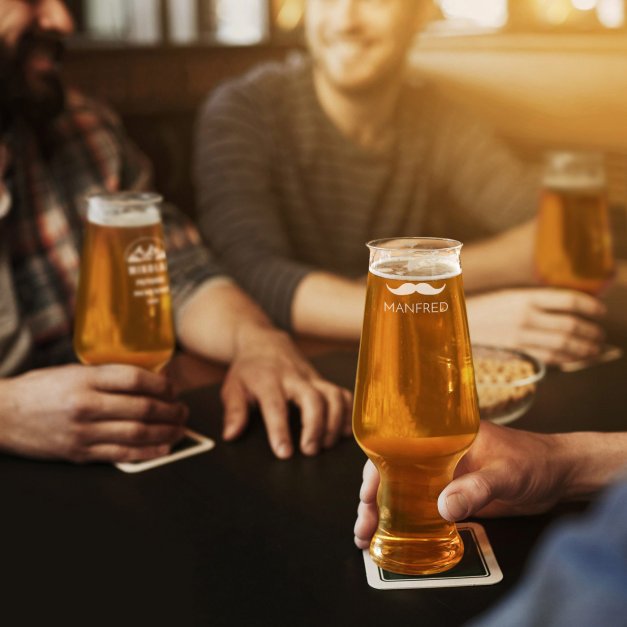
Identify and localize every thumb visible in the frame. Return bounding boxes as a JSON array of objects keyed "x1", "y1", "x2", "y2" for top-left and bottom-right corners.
[
  {"x1": 438, "y1": 467, "x2": 506, "y2": 521},
  {"x1": 220, "y1": 378, "x2": 250, "y2": 441}
]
